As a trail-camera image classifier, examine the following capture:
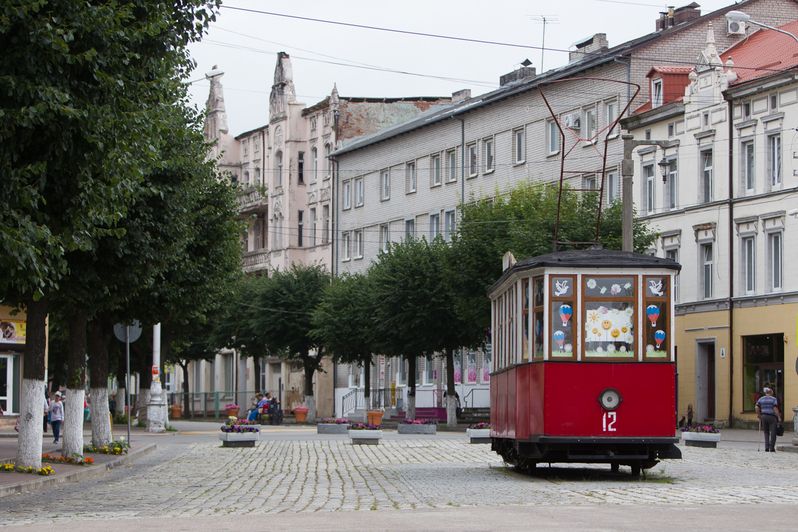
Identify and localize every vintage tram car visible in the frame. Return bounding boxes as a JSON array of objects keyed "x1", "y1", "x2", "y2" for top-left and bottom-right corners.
[{"x1": 488, "y1": 248, "x2": 681, "y2": 474}]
